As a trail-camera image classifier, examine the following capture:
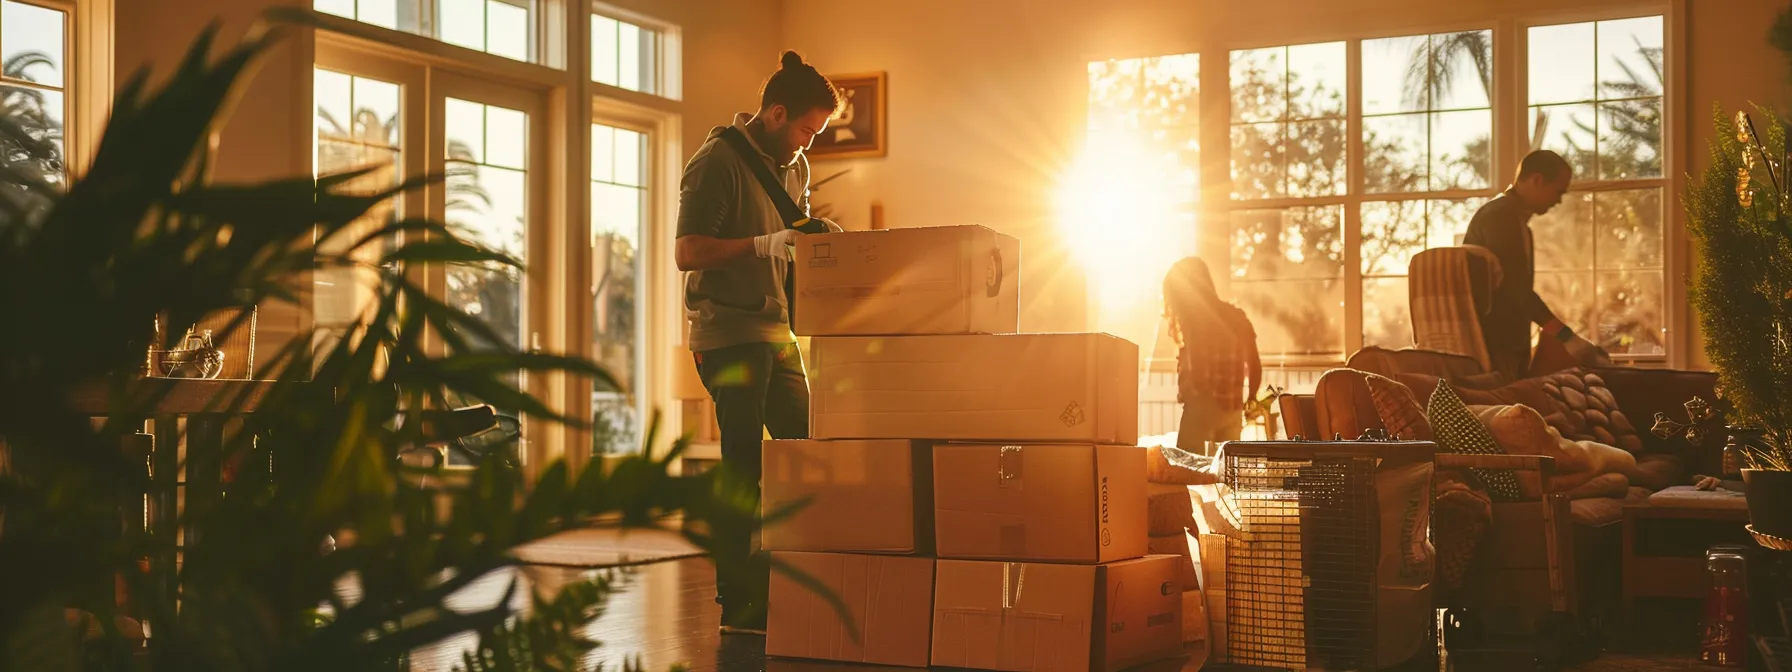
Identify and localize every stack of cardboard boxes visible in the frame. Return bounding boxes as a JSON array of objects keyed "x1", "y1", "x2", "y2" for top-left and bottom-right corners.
[{"x1": 761, "y1": 225, "x2": 1185, "y2": 671}]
